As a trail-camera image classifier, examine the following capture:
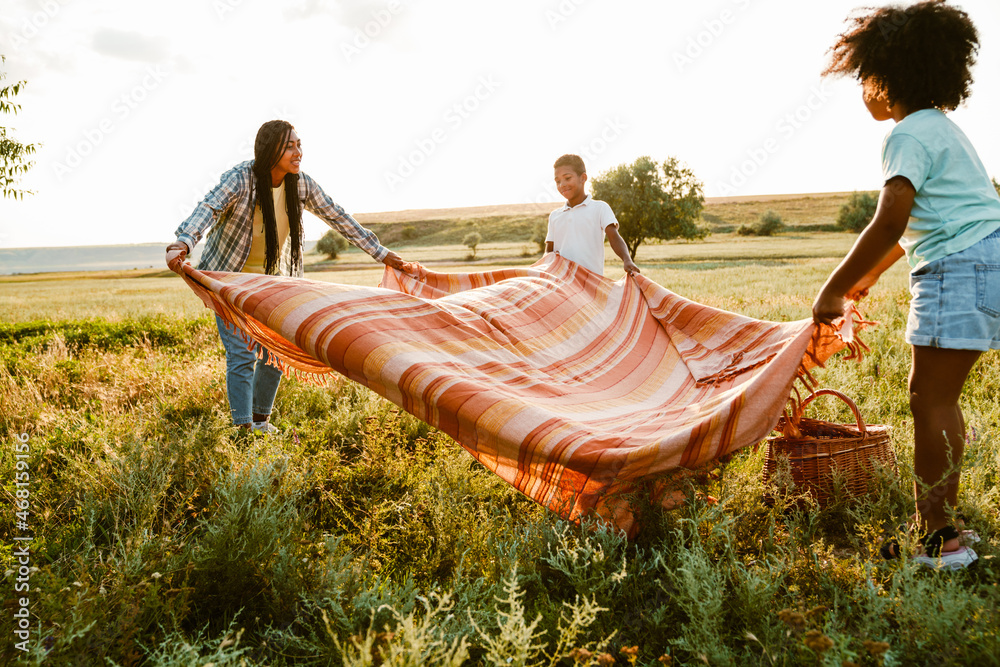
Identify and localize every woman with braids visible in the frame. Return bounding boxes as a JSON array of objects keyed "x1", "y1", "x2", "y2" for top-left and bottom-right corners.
[
  {"x1": 166, "y1": 120, "x2": 410, "y2": 434},
  {"x1": 813, "y1": 1, "x2": 998, "y2": 569}
]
